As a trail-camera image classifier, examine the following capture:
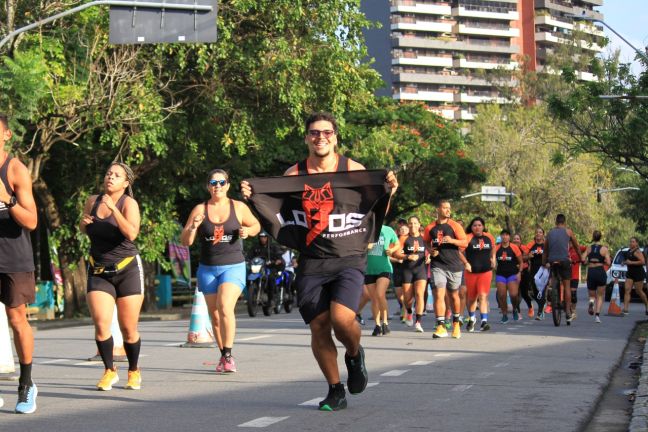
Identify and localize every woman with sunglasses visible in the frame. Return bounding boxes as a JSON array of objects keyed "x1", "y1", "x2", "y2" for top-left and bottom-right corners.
[
  {"x1": 80, "y1": 162, "x2": 143, "y2": 391},
  {"x1": 181, "y1": 169, "x2": 260, "y2": 373}
]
